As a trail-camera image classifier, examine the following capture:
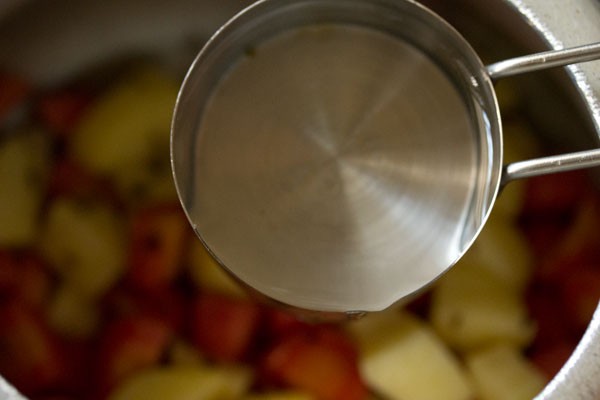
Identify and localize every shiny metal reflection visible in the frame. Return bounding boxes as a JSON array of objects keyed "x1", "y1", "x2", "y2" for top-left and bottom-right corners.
[{"x1": 172, "y1": 0, "x2": 500, "y2": 312}]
